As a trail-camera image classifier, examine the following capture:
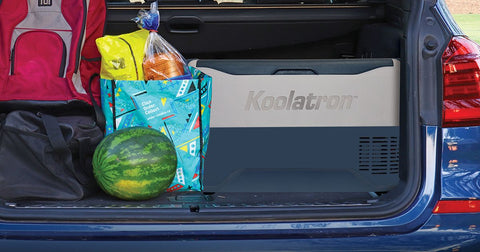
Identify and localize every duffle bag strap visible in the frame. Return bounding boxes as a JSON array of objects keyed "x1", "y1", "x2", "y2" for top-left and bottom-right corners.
[
  {"x1": 88, "y1": 73, "x2": 106, "y2": 132},
  {"x1": 40, "y1": 113, "x2": 91, "y2": 186}
]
